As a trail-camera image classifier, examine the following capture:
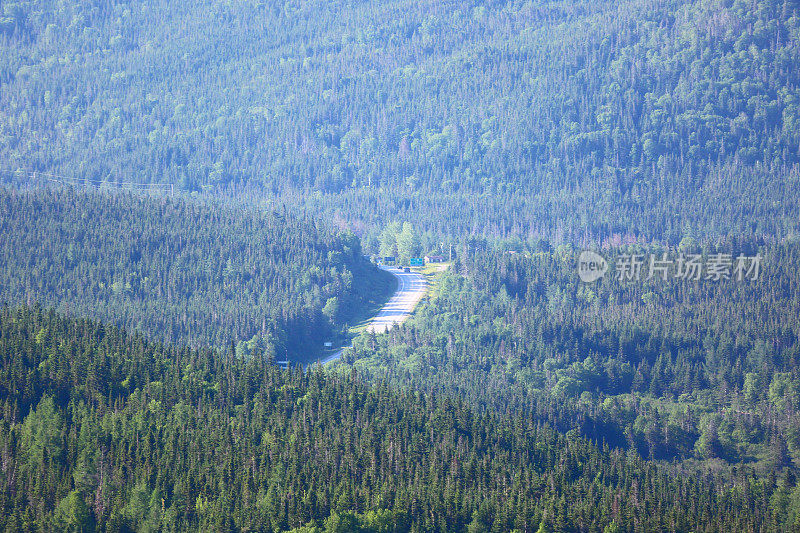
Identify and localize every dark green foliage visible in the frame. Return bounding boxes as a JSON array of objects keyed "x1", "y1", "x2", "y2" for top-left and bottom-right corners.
[
  {"x1": 0, "y1": 305, "x2": 788, "y2": 531},
  {"x1": 0, "y1": 187, "x2": 393, "y2": 361}
]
